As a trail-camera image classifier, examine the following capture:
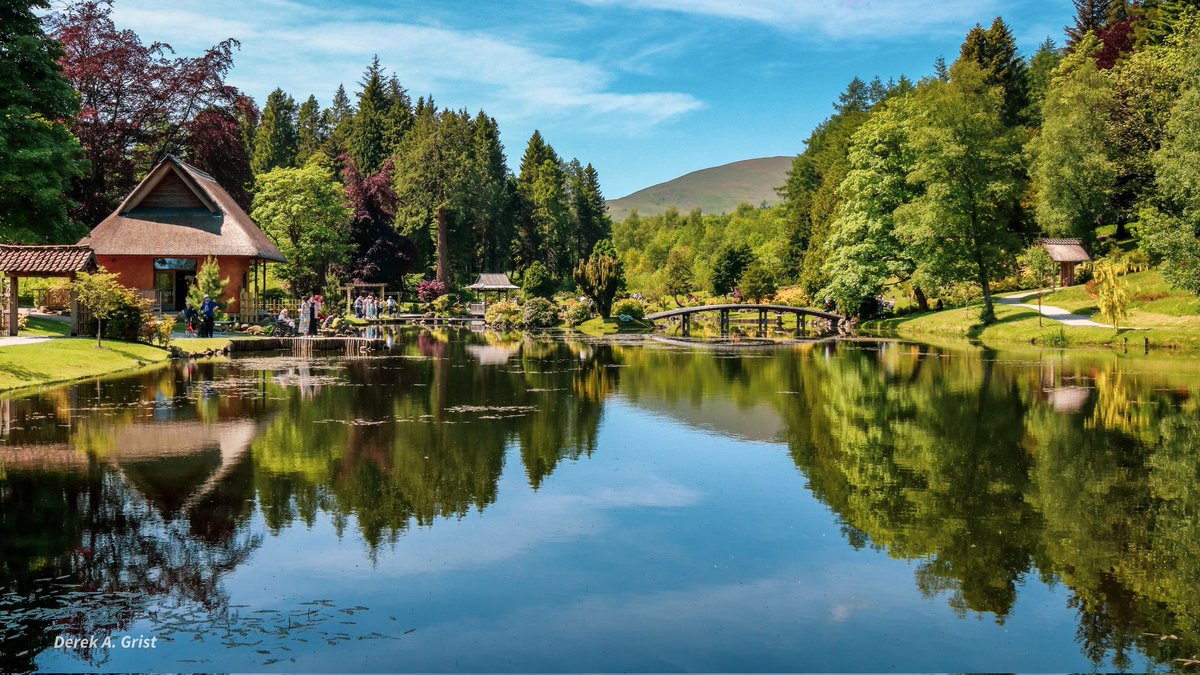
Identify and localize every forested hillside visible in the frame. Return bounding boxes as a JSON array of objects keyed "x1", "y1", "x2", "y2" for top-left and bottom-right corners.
[{"x1": 614, "y1": 0, "x2": 1200, "y2": 320}]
